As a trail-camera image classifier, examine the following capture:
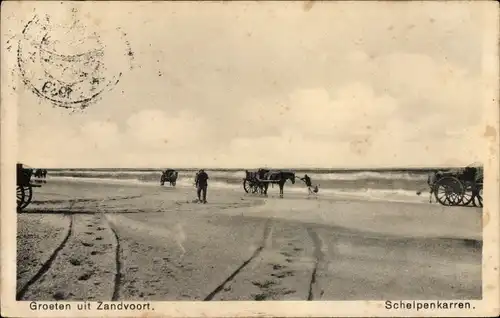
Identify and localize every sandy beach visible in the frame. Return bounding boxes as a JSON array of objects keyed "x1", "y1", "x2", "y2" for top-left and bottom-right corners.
[{"x1": 16, "y1": 179, "x2": 482, "y2": 301}]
